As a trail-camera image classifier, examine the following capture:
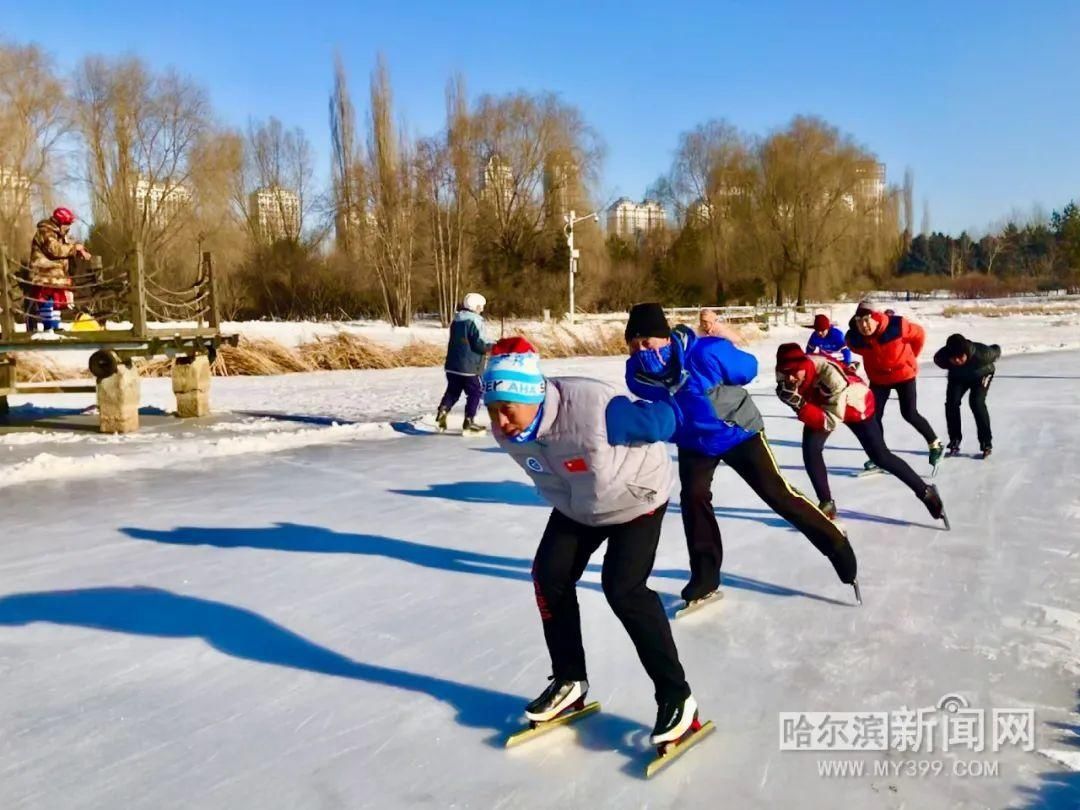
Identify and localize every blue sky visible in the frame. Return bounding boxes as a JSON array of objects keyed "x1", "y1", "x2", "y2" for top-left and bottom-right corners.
[{"x1": 4, "y1": 0, "x2": 1078, "y2": 234}]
